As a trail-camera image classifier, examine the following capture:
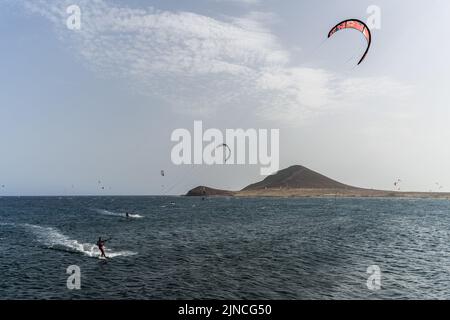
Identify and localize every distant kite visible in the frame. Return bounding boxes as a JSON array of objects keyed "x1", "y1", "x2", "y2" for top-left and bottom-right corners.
[
  {"x1": 394, "y1": 179, "x2": 402, "y2": 191},
  {"x1": 328, "y1": 19, "x2": 372, "y2": 65},
  {"x1": 216, "y1": 143, "x2": 231, "y2": 163},
  {"x1": 161, "y1": 170, "x2": 165, "y2": 177}
]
